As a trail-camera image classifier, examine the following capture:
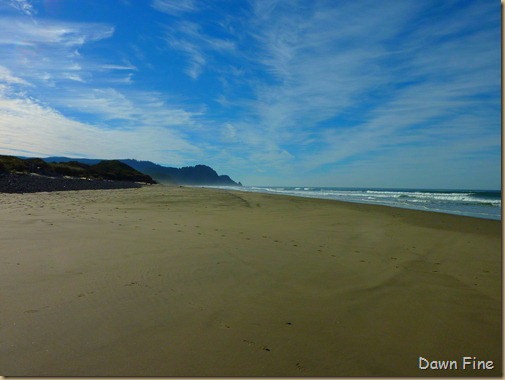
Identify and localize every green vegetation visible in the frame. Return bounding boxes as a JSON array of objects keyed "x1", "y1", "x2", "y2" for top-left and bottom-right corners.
[
  {"x1": 0, "y1": 156, "x2": 63, "y2": 176},
  {"x1": 0, "y1": 155, "x2": 156, "y2": 184},
  {"x1": 88, "y1": 160, "x2": 155, "y2": 183},
  {"x1": 49, "y1": 161, "x2": 89, "y2": 177}
]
